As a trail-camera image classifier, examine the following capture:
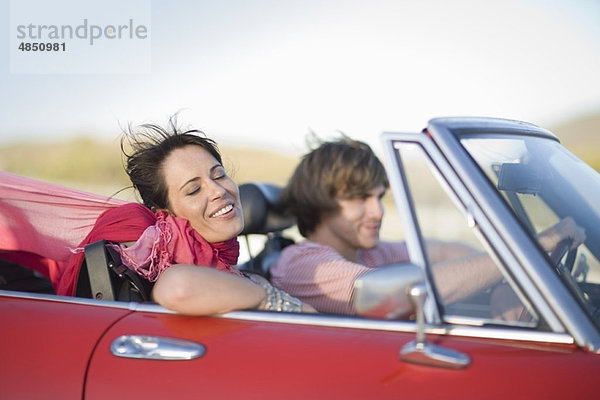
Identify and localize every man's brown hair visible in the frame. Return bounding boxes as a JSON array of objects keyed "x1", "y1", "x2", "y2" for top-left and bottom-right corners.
[{"x1": 283, "y1": 136, "x2": 388, "y2": 237}]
